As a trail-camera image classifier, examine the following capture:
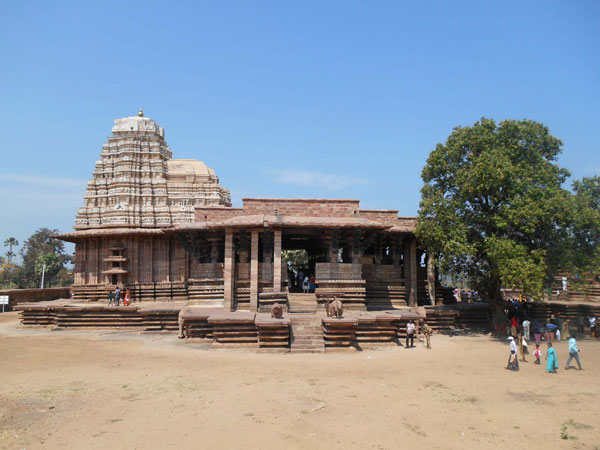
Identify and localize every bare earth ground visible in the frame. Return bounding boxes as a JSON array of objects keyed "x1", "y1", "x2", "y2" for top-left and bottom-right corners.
[{"x1": 1, "y1": 311, "x2": 599, "y2": 450}]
